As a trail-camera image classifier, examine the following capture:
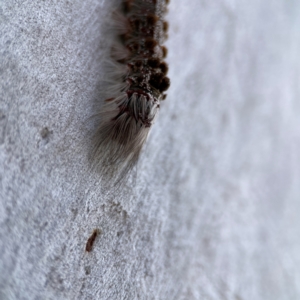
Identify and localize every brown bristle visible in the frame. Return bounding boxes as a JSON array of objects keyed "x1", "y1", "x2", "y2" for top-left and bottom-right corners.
[
  {"x1": 163, "y1": 21, "x2": 169, "y2": 32},
  {"x1": 148, "y1": 57, "x2": 161, "y2": 68},
  {"x1": 149, "y1": 73, "x2": 164, "y2": 89},
  {"x1": 123, "y1": 0, "x2": 133, "y2": 13},
  {"x1": 158, "y1": 77, "x2": 170, "y2": 92},
  {"x1": 147, "y1": 14, "x2": 158, "y2": 26},
  {"x1": 145, "y1": 38, "x2": 158, "y2": 50},
  {"x1": 162, "y1": 94, "x2": 167, "y2": 100},
  {"x1": 159, "y1": 62, "x2": 168, "y2": 74},
  {"x1": 152, "y1": 72, "x2": 164, "y2": 82},
  {"x1": 161, "y1": 46, "x2": 168, "y2": 58}
]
